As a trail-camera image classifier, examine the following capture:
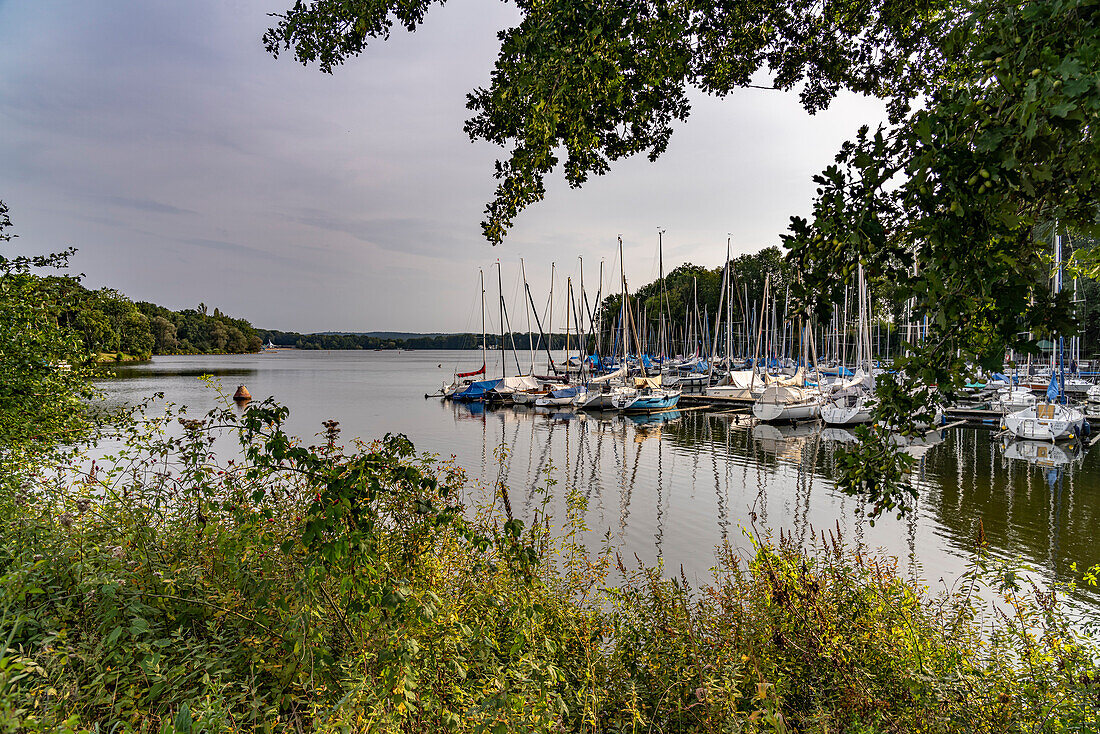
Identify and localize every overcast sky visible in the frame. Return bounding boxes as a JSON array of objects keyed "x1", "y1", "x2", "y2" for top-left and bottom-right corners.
[{"x1": 0, "y1": 0, "x2": 886, "y2": 333}]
